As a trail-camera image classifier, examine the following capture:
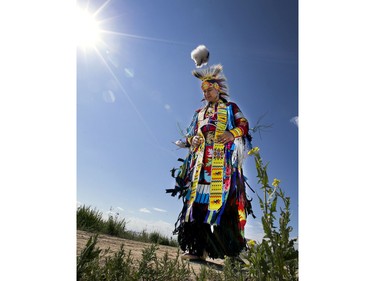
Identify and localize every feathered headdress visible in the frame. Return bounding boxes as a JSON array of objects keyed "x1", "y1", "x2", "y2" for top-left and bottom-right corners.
[{"x1": 192, "y1": 64, "x2": 229, "y2": 101}]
